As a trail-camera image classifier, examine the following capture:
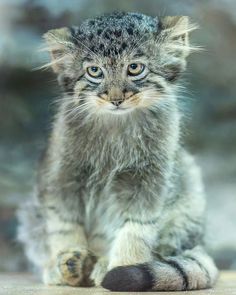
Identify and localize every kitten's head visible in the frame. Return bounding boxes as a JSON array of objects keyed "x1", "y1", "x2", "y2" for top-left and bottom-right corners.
[{"x1": 44, "y1": 12, "x2": 196, "y2": 118}]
